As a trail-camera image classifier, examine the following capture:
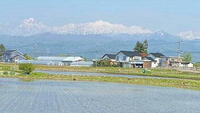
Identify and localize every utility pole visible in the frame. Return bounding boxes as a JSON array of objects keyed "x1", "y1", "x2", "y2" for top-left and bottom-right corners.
[{"x1": 176, "y1": 39, "x2": 183, "y2": 61}]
